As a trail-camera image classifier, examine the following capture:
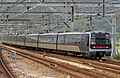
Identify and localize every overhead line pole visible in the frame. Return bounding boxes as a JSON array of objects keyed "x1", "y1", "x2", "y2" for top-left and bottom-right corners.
[
  {"x1": 104, "y1": 14, "x2": 116, "y2": 57},
  {"x1": 71, "y1": 6, "x2": 74, "y2": 31},
  {"x1": 112, "y1": 14, "x2": 116, "y2": 56},
  {"x1": 103, "y1": 0, "x2": 105, "y2": 17}
]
